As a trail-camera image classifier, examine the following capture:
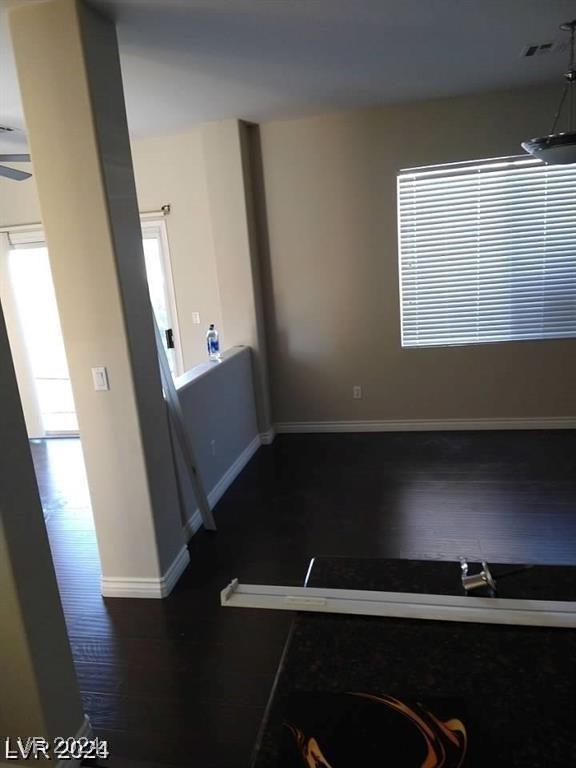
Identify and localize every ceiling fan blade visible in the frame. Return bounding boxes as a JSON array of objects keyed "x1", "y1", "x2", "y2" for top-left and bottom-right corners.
[
  {"x1": 0, "y1": 164, "x2": 32, "y2": 181},
  {"x1": 0, "y1": 154, "x2": 31, "y2": 162}
]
